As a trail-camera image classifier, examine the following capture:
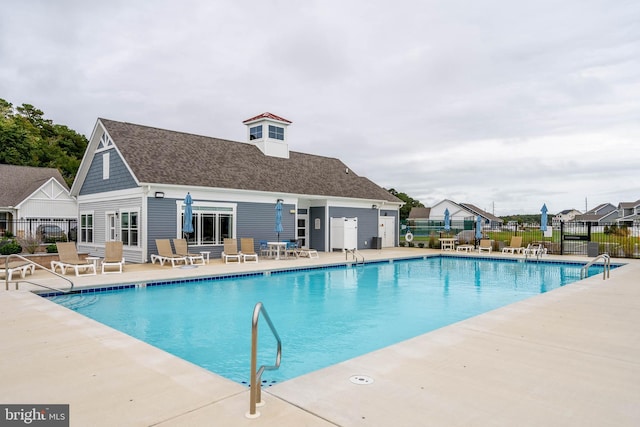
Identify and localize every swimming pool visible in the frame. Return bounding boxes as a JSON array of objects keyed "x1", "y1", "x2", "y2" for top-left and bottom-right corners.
[{"x1": 49, "y1": 256, "x2": 608, "y2": 385}]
